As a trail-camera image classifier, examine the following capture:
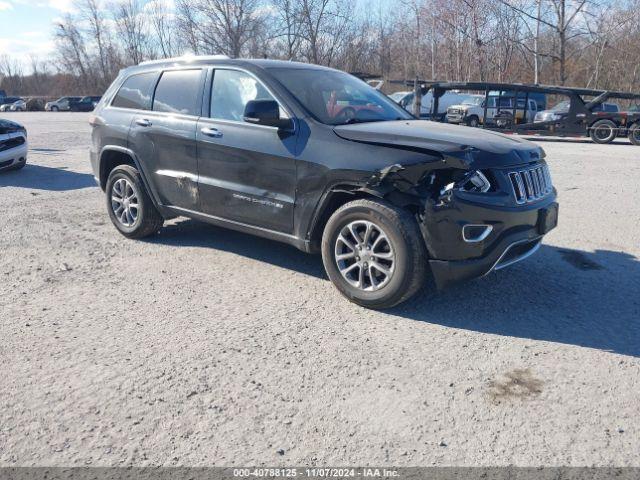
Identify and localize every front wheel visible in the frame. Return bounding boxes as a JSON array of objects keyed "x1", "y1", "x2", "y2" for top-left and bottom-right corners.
[
  {"x1": 7, "y1": 158, "x2": 26, "y2": 171},
  {"x1": 466, "y1": 115, "x2": 480, "y2": 128},
  {"x1": 105, "y1": 165, "x2": 164, "y2": 239},
  {"x1": 321, "y1": 199, "x2": 427, "y2": 309},
  {"x1": 590, "y1": 119, "x2": 617, "y2": 144}
]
